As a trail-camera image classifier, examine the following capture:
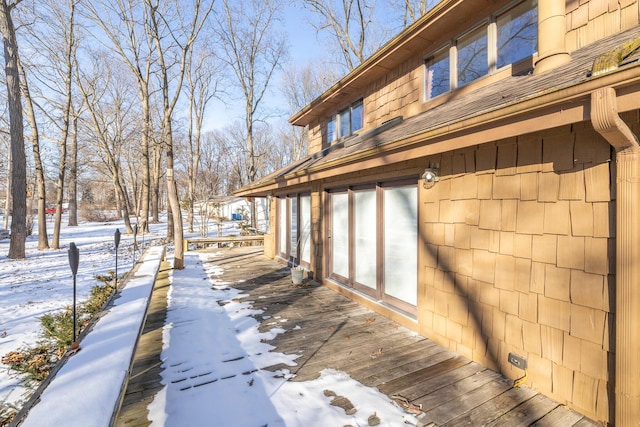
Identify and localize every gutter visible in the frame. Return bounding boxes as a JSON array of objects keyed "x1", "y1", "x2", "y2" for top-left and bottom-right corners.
[{"x1": 591, "y1": 87, "x2": 640, "y2": 427}]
